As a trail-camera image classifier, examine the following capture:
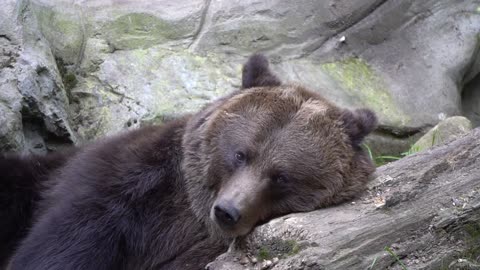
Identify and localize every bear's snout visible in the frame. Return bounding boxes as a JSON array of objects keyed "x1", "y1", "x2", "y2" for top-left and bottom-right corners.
[
  {"x1": 210, "y1": 170, "x2": 268, "y2": 236},
  {"x1": 213, "y1": 202, "x2": 241, "y2": 227}
]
